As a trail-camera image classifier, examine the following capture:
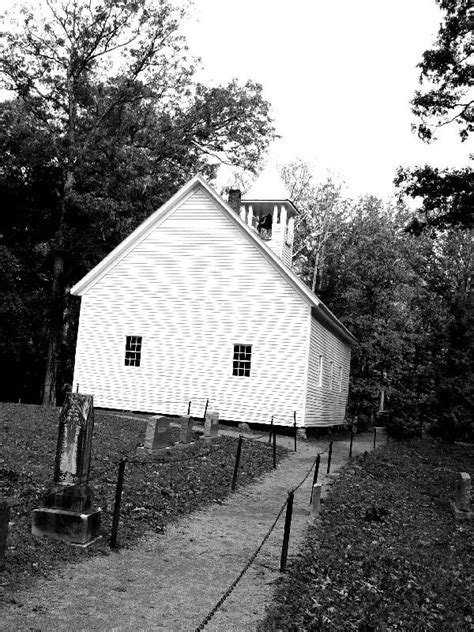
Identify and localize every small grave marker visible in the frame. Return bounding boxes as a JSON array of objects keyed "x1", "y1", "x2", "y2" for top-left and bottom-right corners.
[
  {"x1": 310, "y1": 483, "x2": 322, "y2": 518},
  {"x1": 451, "y1": 472, "x2": 472, "y2": 520},
  {"x1": 179, "y1": 414, "x2": 193, "y2": 443},
  {"x1": 204, "y1": 409, "x2": 219, "y2": 439},
  {"x1": 137, "y1": 417, "x2": 173, "y2": 456}
]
